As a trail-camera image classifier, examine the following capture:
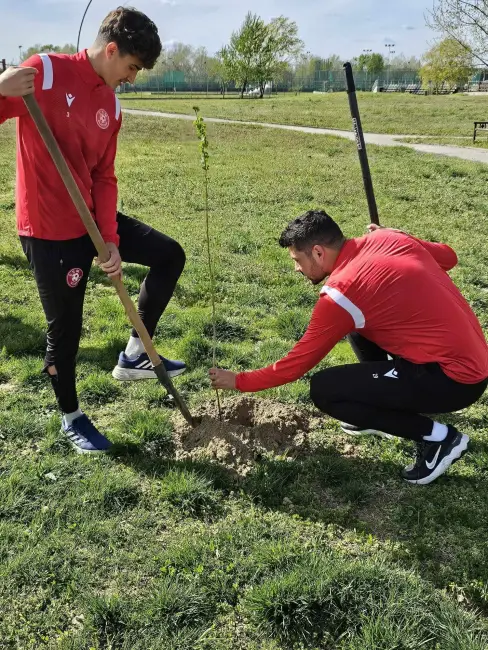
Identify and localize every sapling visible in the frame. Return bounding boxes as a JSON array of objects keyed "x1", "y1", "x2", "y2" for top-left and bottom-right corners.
[{"x1": 193, "y1": 107, "x2": 222, "y2": 420}]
